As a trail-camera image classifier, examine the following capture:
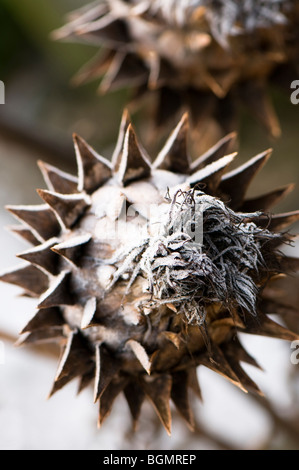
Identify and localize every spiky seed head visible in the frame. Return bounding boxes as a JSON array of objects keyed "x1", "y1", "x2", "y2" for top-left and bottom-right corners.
[
  {"x1": 54, "y1": 0, "x2": 299, "y2": 137},
  {"x1": 2, "y1": 111, "x2": 299, "y2": 433}
]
